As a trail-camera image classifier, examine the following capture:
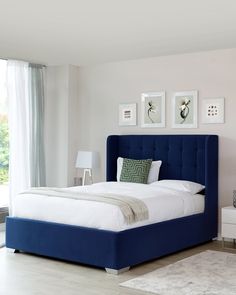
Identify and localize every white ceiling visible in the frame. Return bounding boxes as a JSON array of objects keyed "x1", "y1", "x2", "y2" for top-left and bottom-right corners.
[{"x1": 0, "y1": 0, "x2": 236, "y2": 66}]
